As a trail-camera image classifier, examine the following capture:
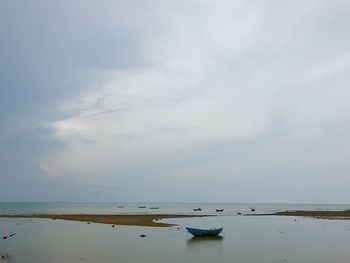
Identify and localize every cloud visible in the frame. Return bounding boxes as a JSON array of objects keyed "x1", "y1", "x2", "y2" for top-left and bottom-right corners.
[{"x1": 2, "y1": 0, "x2": 350, "y2": 202}]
